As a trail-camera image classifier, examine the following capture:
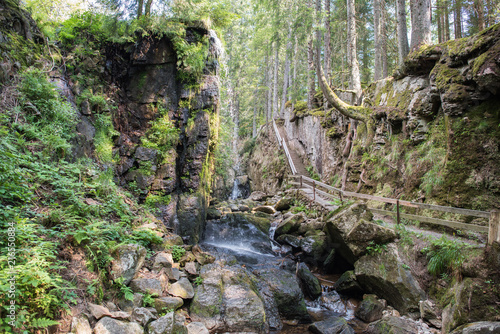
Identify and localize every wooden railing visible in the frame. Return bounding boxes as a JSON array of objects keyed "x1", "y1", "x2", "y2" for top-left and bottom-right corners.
[
  {"x1": 288, "y1": 174, "x2": 500, "y2": 245},
  {"x1": 272, "y1": 119, "x2": 297, "y2": 175}
]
